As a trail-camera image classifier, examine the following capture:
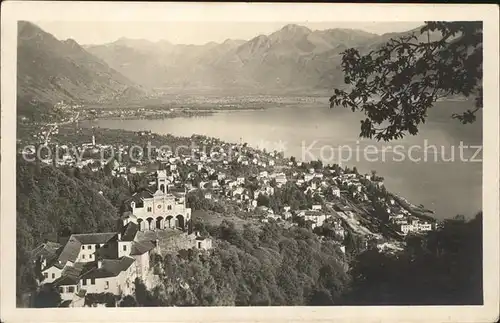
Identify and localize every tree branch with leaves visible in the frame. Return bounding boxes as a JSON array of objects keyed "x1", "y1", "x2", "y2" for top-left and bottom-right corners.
[{"x1": 330, "y1": 21, "x2": 482, "y2": 141}]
